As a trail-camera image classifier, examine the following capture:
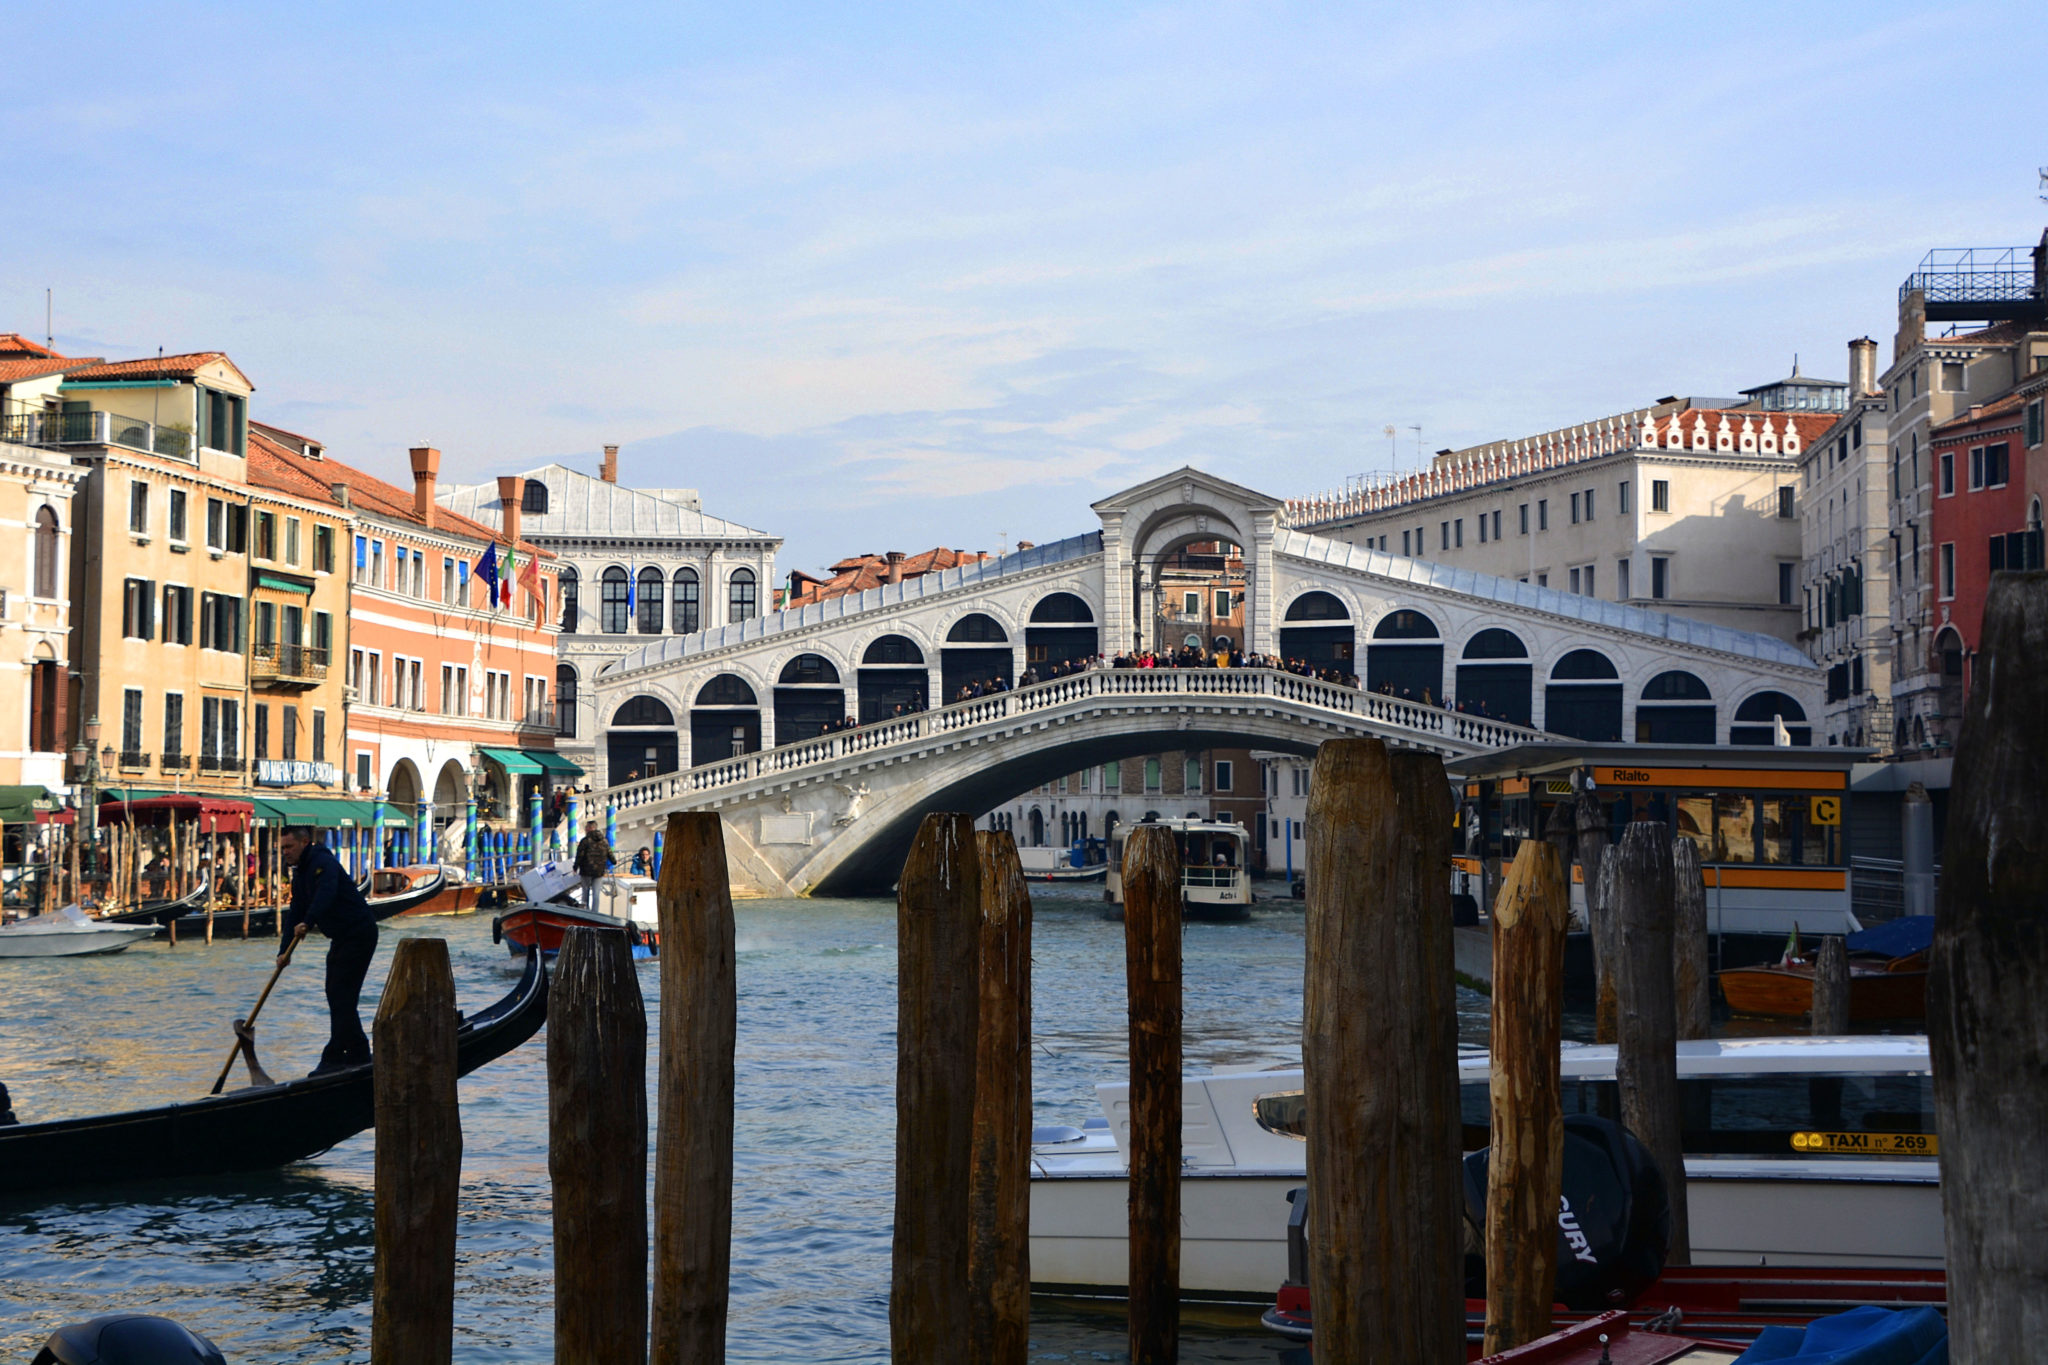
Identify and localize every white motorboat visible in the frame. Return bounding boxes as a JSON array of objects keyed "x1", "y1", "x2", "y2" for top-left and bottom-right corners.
[
  {"x1": 1105, "y1": 819, "x2": 1251, "y2": 920},
  {"x1": 0, "y1": 904, "x2": 158, "y2": 958},
  {"x1": 1029, "y1": 1035, "x2": 1941, "y2": 1300}
]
